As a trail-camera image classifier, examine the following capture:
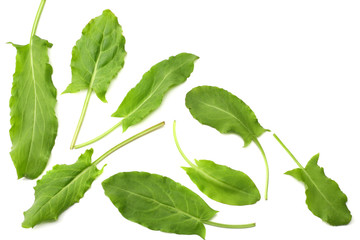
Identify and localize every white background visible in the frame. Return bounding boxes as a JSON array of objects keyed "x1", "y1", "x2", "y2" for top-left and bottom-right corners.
[{"x1": 0, "y1": 0, "x2": 359, "y2": 239}]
